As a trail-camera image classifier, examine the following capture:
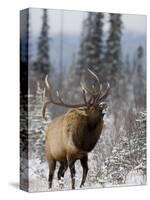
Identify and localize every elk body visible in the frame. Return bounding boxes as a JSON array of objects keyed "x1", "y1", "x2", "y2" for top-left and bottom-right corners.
[{"x1": 43, "y1": 69, "x2": 110, "y2": 189}]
